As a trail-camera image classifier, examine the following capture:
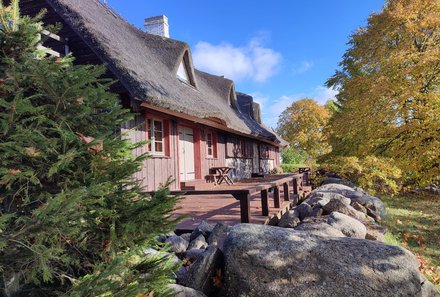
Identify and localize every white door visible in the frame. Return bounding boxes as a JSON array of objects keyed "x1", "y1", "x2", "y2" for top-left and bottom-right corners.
[{"x1": 178, "y1": 126, "x2": 196, "y2": 181}]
